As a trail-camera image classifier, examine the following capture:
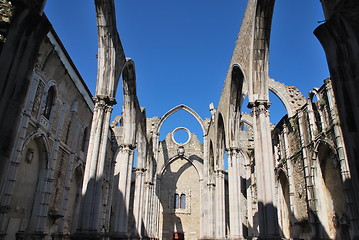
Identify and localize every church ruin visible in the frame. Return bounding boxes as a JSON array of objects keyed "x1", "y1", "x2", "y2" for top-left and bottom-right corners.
[{"x1": 1, "y1": 0, "x2": 359, "y2": 239}]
